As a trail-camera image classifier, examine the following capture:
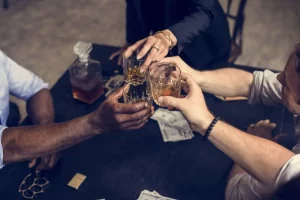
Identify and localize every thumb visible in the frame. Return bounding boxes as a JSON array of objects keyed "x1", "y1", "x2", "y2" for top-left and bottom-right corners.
[
  {"x1": 110, "y1": 84, "x2": 128, "y2": 100},
  {"x1": 28, "y1": 159, "x2": 37, "y2": 168},
  {"x1": 158, "y1": 96, "x2": 181, "y2": 109}
]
